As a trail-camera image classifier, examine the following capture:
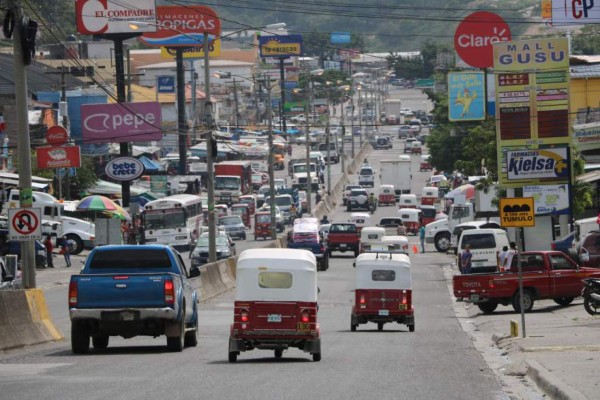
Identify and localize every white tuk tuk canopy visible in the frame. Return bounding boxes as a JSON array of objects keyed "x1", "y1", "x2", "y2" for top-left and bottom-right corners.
[
  {"x1": 355, "y1": 252, "x2": 412, "y2": 290},
  {"x1": 236, "y1": 248, "x2": 318, "y2": 302}
]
